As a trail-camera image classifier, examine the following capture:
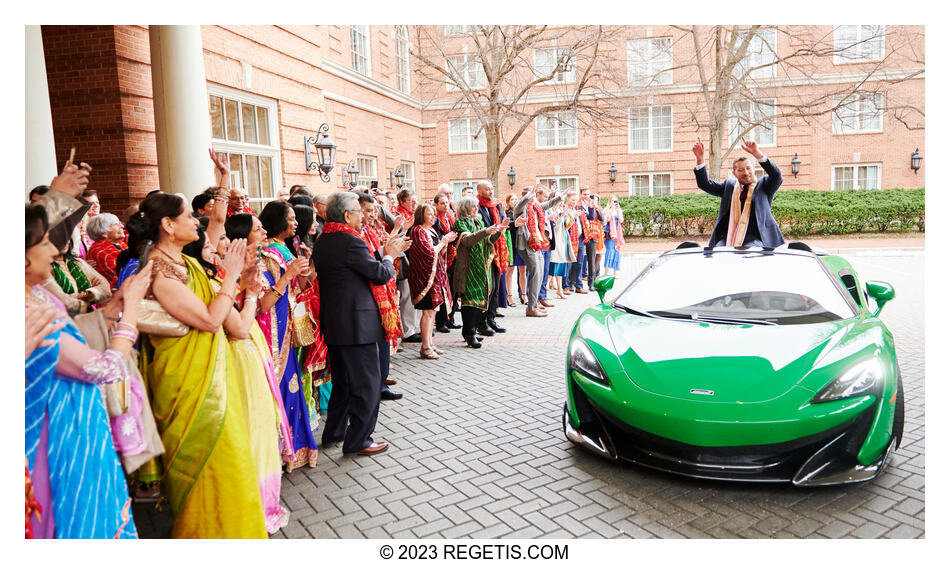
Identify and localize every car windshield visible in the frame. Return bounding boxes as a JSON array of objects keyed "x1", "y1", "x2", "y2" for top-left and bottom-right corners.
[{"x1": 613, "y1": 251, "x2": 857, "y2": 325}]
